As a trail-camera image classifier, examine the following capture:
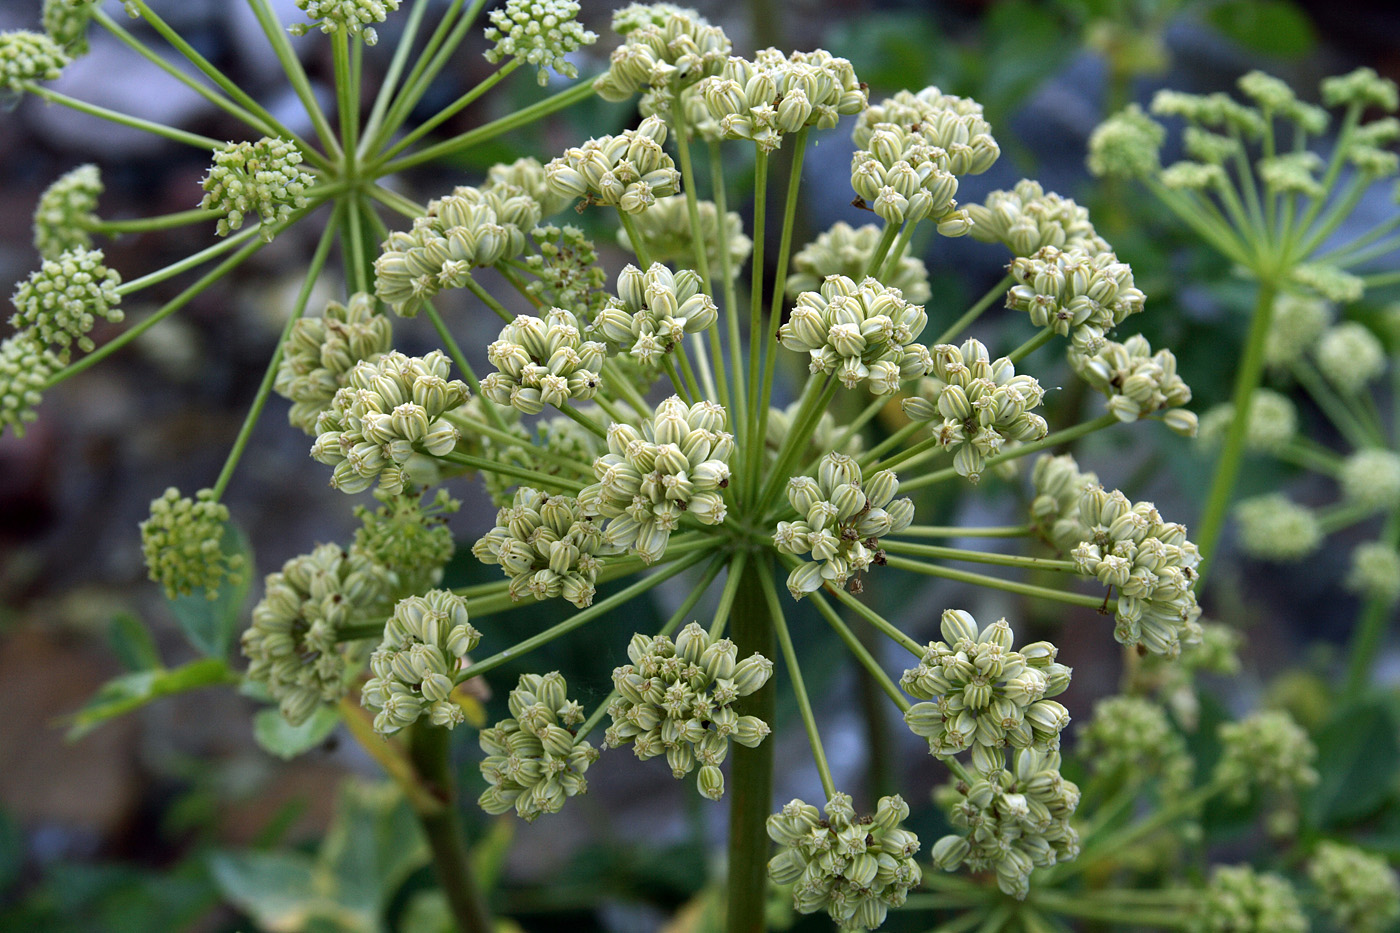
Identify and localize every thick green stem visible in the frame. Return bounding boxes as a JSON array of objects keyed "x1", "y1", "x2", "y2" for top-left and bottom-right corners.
[
  {"x1": 407, "y1": 724, "x2": 493, "y2": 933},
  {"x1": 1196, "y1": 281, "x2": 1278, "y2": 581},
  {"x1": 726, "y1": 559, "x2": 776, "y2": 933}
]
